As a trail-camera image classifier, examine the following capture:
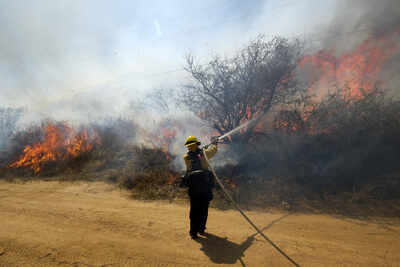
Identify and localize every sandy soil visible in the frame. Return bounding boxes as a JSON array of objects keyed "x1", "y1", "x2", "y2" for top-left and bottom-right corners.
[{"x1": 0, "y1": 180, "x2": 399, "y2": 267}]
